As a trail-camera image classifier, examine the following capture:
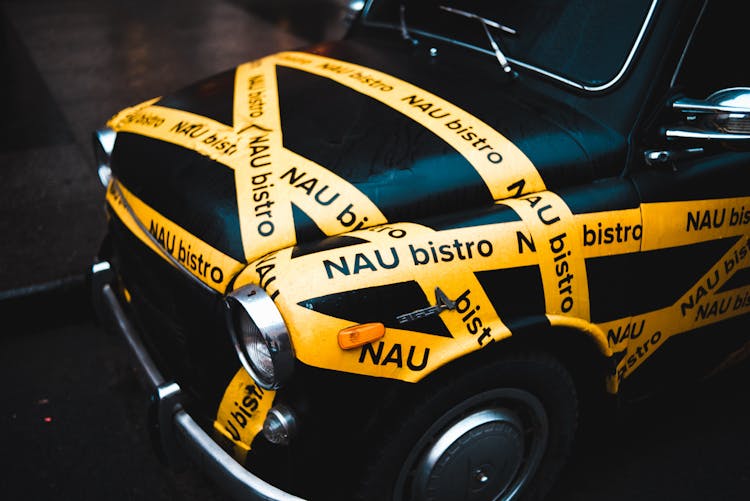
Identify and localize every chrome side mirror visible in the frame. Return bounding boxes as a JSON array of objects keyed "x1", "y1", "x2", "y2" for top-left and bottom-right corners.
[{"x1": 667, "y1": 87, "x2": 750, "y2": 142}]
